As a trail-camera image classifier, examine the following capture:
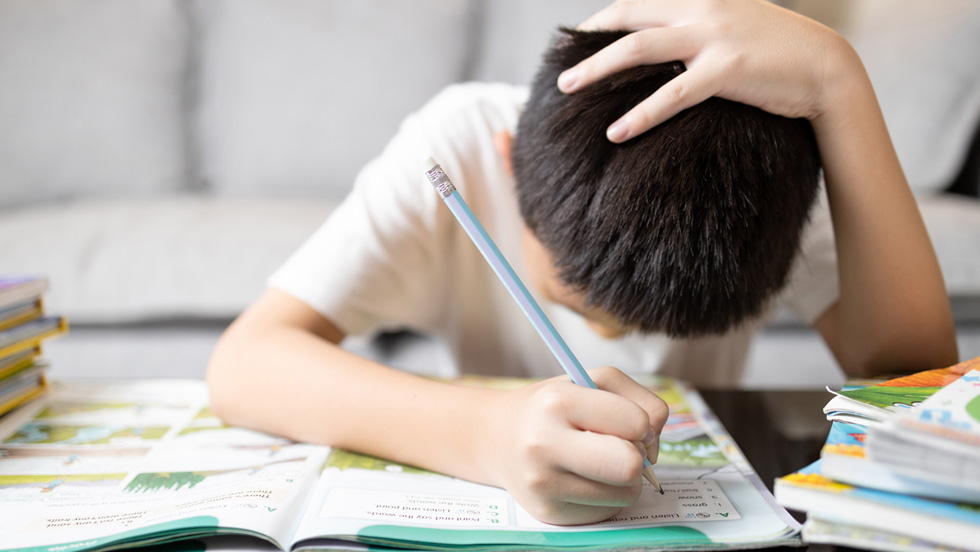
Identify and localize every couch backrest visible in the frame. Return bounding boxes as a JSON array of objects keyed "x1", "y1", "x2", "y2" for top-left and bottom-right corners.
[
  {"x1": 1, "y1": 0, "x2": 978, "y2": 211},
  {"x1": 0, "y1": 0, "x2": 192, "y2": 209},
  {"x1": 812, "y1": 0, "x2": 980, "y2": 196},
  {"x1": 0, "y1": 0, "x2": 607, "y2": 210}
]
